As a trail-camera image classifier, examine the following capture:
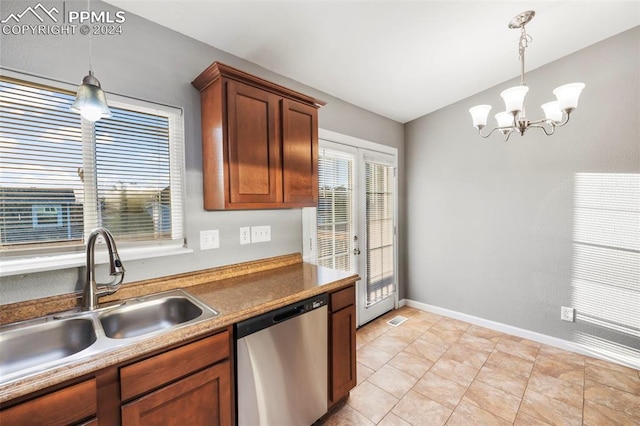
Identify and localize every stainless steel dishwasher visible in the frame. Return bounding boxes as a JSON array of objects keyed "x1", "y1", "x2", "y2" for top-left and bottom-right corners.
[{"x1": 235, "y1": 293, "x2": 328, "y2": 426}]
